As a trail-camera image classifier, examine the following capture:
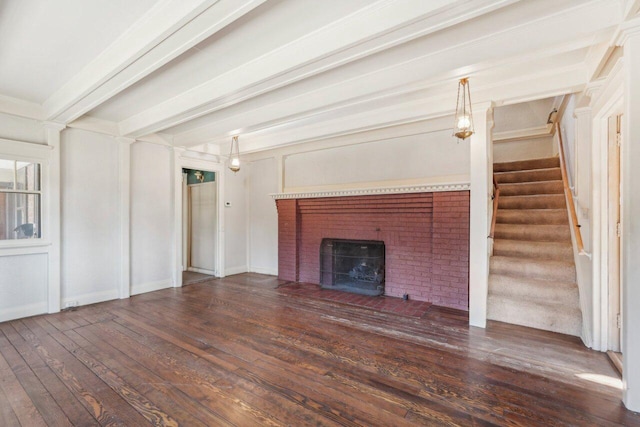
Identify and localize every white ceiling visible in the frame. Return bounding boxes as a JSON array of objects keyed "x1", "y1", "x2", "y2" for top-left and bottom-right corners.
[
  {"x1": 0, "y1": 0, "x2": 636, "y2": 154},
  {"x1": 0, "y1": 0, "x2": 159, "y2": 103}
]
